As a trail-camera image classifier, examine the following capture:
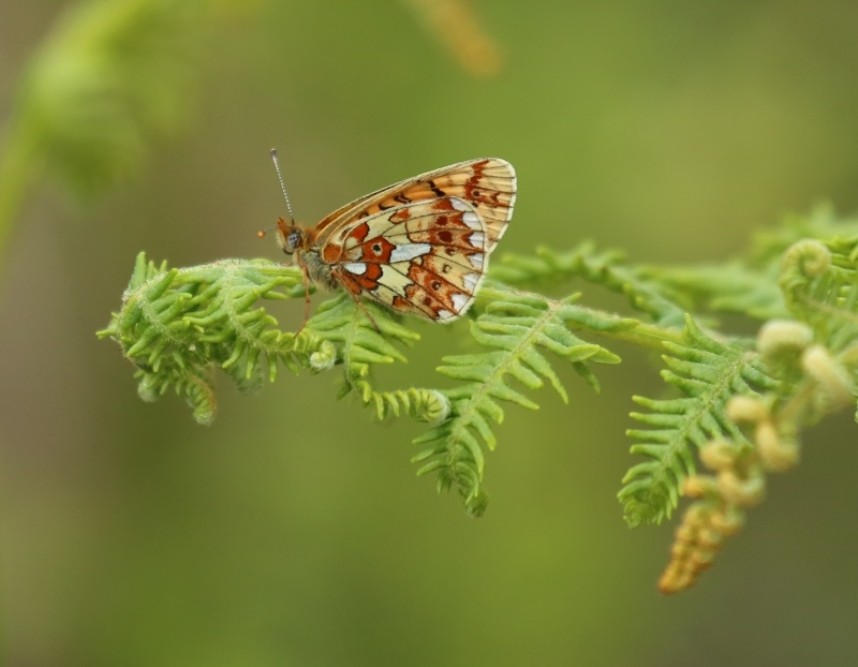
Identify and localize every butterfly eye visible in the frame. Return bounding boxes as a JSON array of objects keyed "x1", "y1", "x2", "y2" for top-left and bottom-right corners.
[{"x1": 284, "y1": 229, "x2": 302, "y2": 254}]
